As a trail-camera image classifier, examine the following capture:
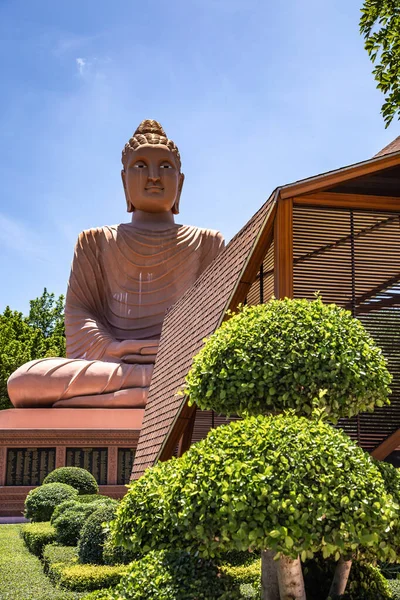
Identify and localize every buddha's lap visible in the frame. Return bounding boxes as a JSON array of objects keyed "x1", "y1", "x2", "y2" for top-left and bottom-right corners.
[{"x1": 7, "y1": 357, "x2": 153, "y2": 407}]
